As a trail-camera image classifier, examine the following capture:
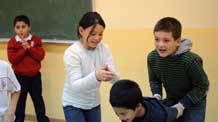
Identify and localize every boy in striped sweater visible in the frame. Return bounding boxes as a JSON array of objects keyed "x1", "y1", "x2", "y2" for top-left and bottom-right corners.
[{"x1": 147, "y1": 17, "x2": 209, "y2": 122}]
